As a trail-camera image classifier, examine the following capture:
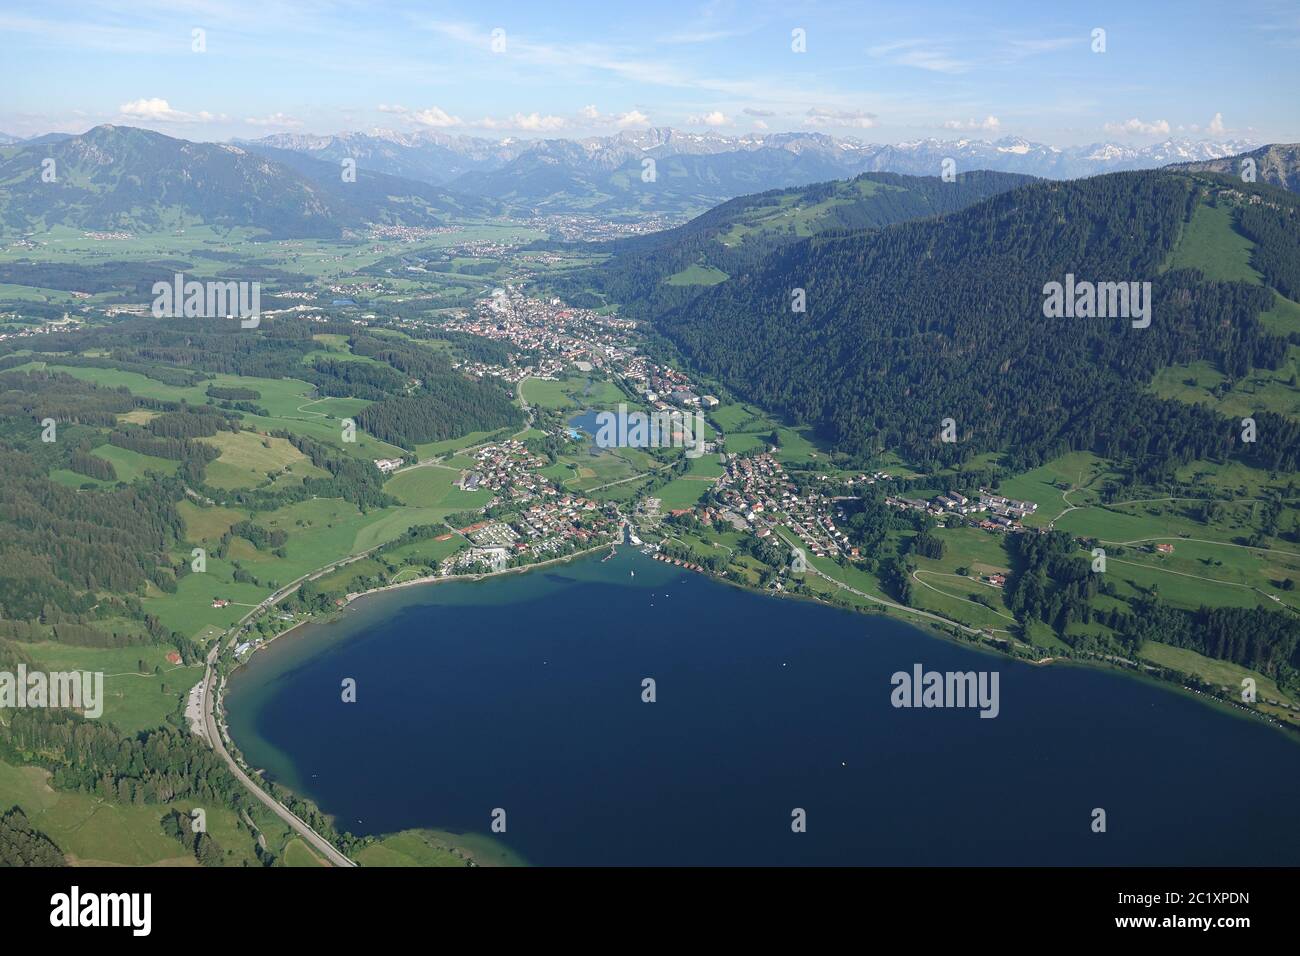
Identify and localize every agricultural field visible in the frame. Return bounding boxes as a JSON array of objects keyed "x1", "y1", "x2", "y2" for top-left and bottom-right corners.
[
  {"x1": 237, "y1": 409, "x2": 404, "y2": 461},
  {"x1": 706, "y1": 400, "x2": 826, "y2": 464},
  {"x1": 413, "y1": 427, "x2": 514, "y2": 460},
  {"x1": 521, "y1": 374, "x2": 626, "y2": 410},
  {"x1": 14, "y1": 641, "x2": 204, "y2": 734},
  {"x1": 1095, "y1": 549, "x2": 1283, "y2": 612},
  {"x1": 1138, "y1": 641, "x2": 1296, "y2": 715},
  {"x1": 179, "y1": 500, "x2": 249, "y2": 543},
  {"x1": 655, "y1": 475, "x2": 715, "y2": 510},
  {"x1": 200, "y1": 430, "x2": 327, "y2": 489},
  {"x1": 354, "y1": 828, "x2": 525, "y2": 867},
  {"x1": 91, "y1": 442, "x2": 180, "y2": 481},
  {"x1": 993, "y1": 451, "x2": 1113, "y2": 527},
  {"x1": 1057, "y1": 496, "x2": 1289, "y2": 550},
  {"x1": 0, "y1": 761, "x2": 302, "y2": 867},
  {"x1": 385, "y1": 466, "x2": 494, "y2": 516}
]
